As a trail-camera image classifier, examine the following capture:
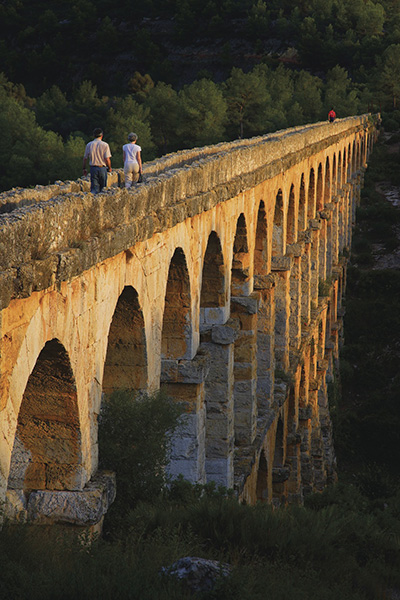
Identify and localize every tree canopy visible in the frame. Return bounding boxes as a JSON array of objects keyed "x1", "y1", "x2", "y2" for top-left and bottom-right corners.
[{"x1": 1, "y1": 0, "x2": 399, "y2": 190}]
